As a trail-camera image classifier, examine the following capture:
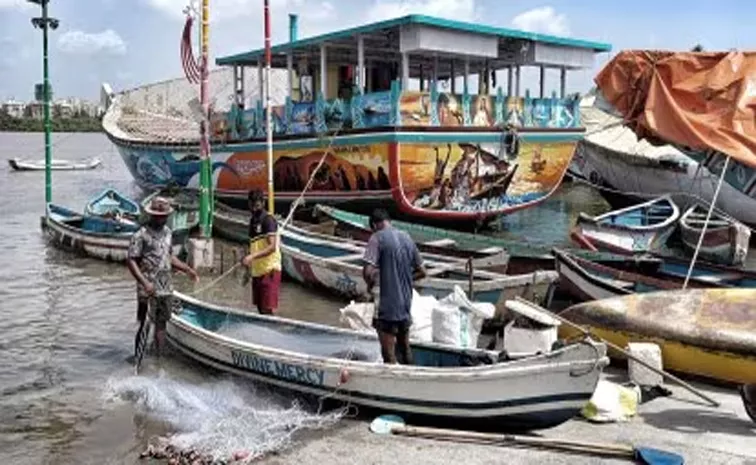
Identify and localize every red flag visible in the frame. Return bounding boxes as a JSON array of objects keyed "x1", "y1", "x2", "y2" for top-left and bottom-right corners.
[{"x1": 180, "y1": 15, "x2": 200, "y2": 84}]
